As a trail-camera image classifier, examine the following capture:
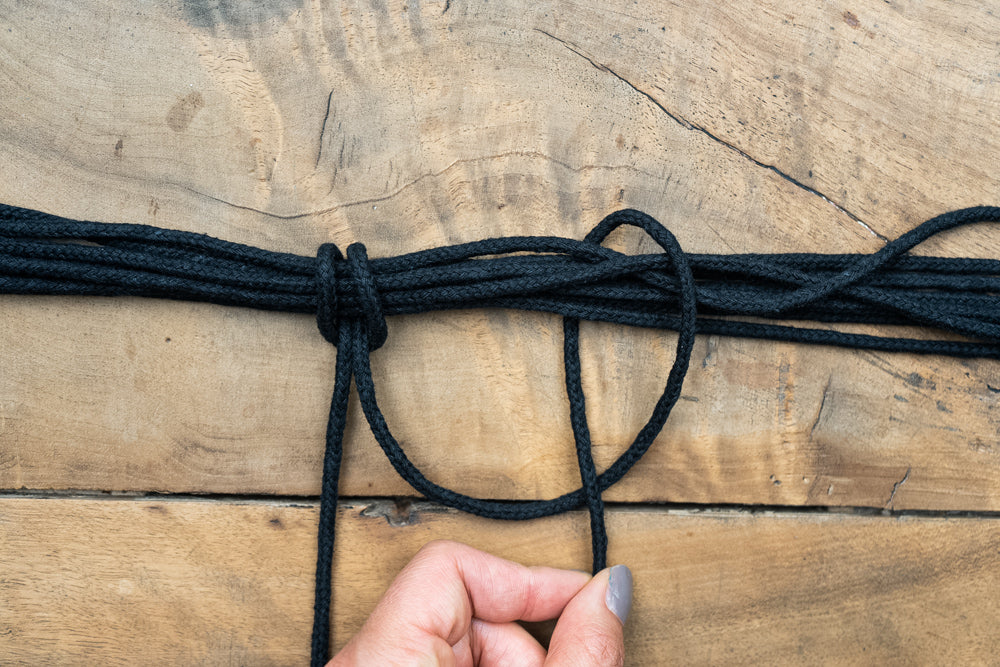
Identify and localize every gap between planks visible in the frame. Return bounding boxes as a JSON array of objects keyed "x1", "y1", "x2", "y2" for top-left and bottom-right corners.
[{"x1": 5, "y1": 490, "x2": 1000, "y2": 520}]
